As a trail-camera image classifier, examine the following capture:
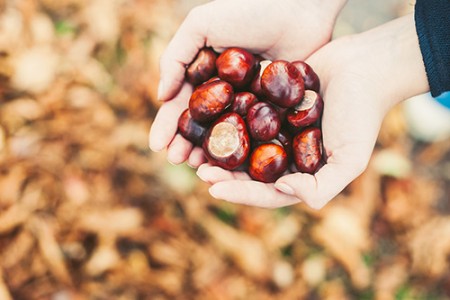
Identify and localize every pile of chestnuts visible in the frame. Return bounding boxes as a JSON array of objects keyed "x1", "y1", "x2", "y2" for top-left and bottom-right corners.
[{"x1": 177, "y1": 47, "x2": 324, "y2": 183}]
